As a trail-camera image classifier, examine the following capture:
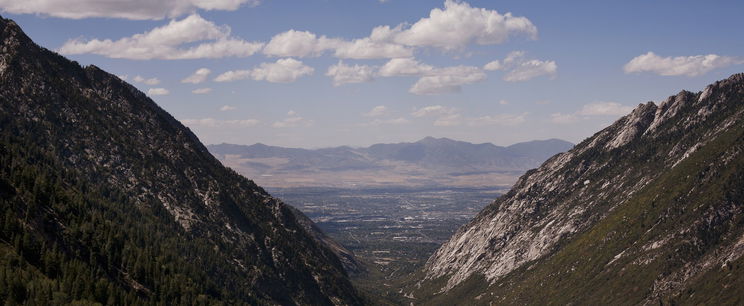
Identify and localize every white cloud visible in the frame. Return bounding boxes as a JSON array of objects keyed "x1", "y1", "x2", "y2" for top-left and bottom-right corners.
[
  {"x1": 181, "y1": 118, "x2": 260, "y2": 128},
  {"x1": 117, "y1": 74, "x2": 128, "y2": 81},
  {"x1": 364, "y1": 105, "x2": 389, "y2": 117},
  {"x1": 272, "y1": 112, "x2": 313, "y2": 128},
  {"x1": 182, "y1": 68, "x2": 211, "y2": 84},
  {"x1": 148, "y1": 88, "x2": 170, "y2": 96},
  {"x1": 214, "y1": 59, "x2": 314, "y2": 83},
  {"x1": 490, "y1": 51, "x2": 557, "y2": 82},
  {"x1": 499, "y1": 99, "x2": 509, "y2": 105},
  {"x1": 623, "y1": 52, "x2": 744, "y2": 77},
  {"x1": 262, "y1": 30, "x2": 342, "y2": 58},
  {"x1": 550, "y1": 113, "x2": 579, "y2": 124},
  {"x1": 468, "y1": 113, "x2": 526, "y2": 126},
  {"x1": 250, "y1": 58, "x2": 314, "y2": 83},
  {"x1": 326, "y1": 61, "x2": 376, "y2": 86},
  {"x1": 409, "y1": 65, "x2": 486, "y2": 95},
  {"x1": 411, "y1": 105, "x2": 457, "y2": 117},
  {"x1": 192, "y1": 87, "x2": 212, "y2": 94},
  {"x1": 378, "y1": 58, "x2": 433, "y2": 77},
  {"x1": 133, "y1": 75, "x2": 160, "y2": 85},
  {"x1": 58, "y1": 14, "x2": 263, "y2": 60},
  {"x1": 503, "y1": 59, "x2": 557, "y2": 82},
  {"x1": 389, "y1": 0, "x2": 537, "y2": 50},
  {"x1": 483, "y1": 60, "x2": 502, "y2": 71},
  {"x1": 214, "y1": 70, "x2": 251, "y2": 82},
  {"x1": 334, "y1": 38, "x2": 413, "y2": 59},
  {"x1": 0, "y1": 0, "x2": 261, "y2": 20},
  {"x1": 577, "y1": 102, "x2": 634, "y2": 116},
  {"x1": 220, "y1": 105, "x2": 237, "y2": 111},
  {"x1": 263, "y1": 29, "x2": 411, "y2": 59}
]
